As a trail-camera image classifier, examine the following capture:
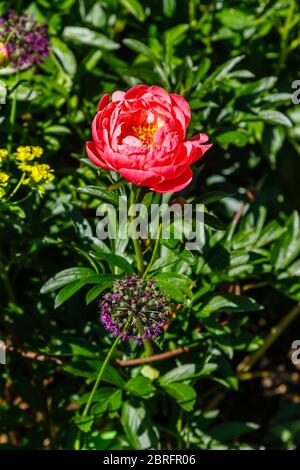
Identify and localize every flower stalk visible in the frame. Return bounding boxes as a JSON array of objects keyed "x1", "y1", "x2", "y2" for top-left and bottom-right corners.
[
  {"x1": 129, "y1": 187, "x2": 144, "y2": 274},
  {"x1": 74, "y1": 334, "x2": 120, "y2": 451}
]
